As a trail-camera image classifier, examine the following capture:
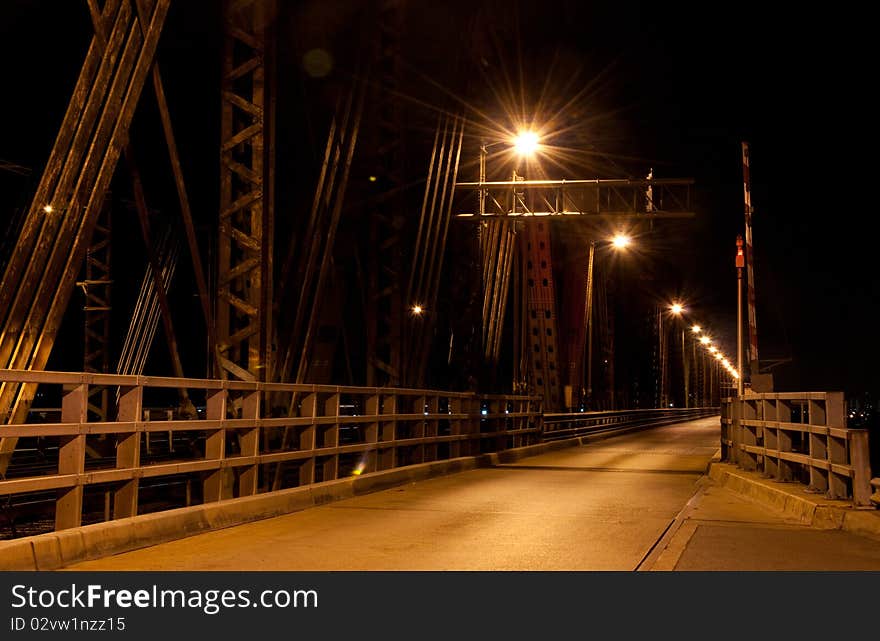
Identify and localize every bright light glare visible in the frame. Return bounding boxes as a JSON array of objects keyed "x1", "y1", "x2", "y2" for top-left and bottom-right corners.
[
  {"x1": 513, "y1": 131, "x2": 540, "y2": 156},
  {"x1": 42, "y1": 204, "x2": 53, "y2": 214},
  {"x1": 691, "y1": 325, "x2": 701, "y2": 333},
  {"x1": 411, "y1": 304, "x2": 424, "y2": 315},
  {"x1": 670, "y1": 303, "x2": 684, "y2": 315},
  {"x1": 709, "y1": 346, "x2": 718, "y2": 353},
  {"x1": 699, "y1": 336, "x2": 711, "y2": 345},
  {"x1": 715, "y1": 353, "x2": 723, "y2": 360},
  {"x1": 611, "y1": 234, "x2": 631, "y2": 249}
]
